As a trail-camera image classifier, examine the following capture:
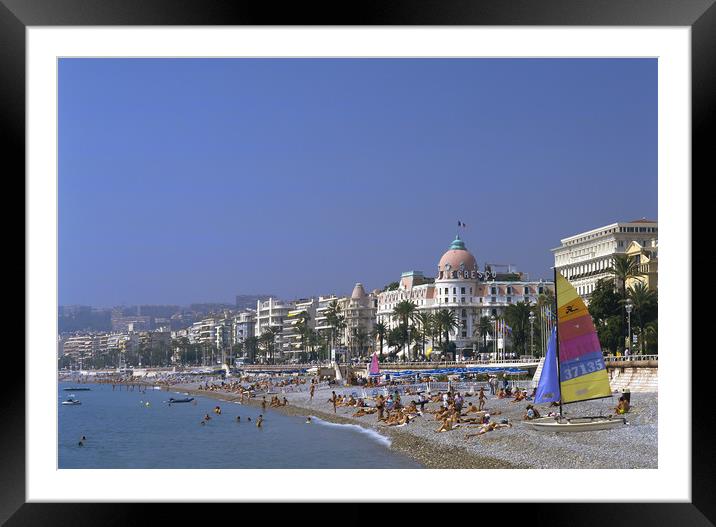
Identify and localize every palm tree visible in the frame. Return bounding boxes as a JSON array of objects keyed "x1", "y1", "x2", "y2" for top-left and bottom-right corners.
[
  {"x1": 607, "y1": 254, "x2": 643, "y2": 347},
  {"x1": 474, "y1": 316, "x2": 492, "y2": 353},
  {"x1": 324, "y1": 300, "x2": 344, "y2": 361},
  {"x1": 354, "y1": 327, "x2": 368, "y2": 359},
  {"x1": 643, "y1": 321, "x2": 658, "y2": 354},
  {"x1": 503, "y1": 301, "x2": 533, "y2": 356},
  {"x1": 372, "y1": 321, "x2": 388, "y2": 360},
  {"x1": 392, "y1": 300, "x2": 417, "y2": 330},
  {"x1": 260, "y1": 327, "x2": 279, "y2": 364},
  {"x1": 435, "y1": 309, "x2": 459, "y2": 357},
  {"x1": 392, "y1": 300, "x2": 417, "y2": 359},
  {"x1": 626, "y1": 282, "x2": 657, "y2": 354},
  {"x1": 607, "y1": 254, "x2": 642, "y2": 300},
  {"x1": 244, "y1": 336, "x2": 259, "y2": 363},
  {"x1": 414, "y1": 312, "x2": 432, "y2": 361},
  {"x1": 294, "y1": 310, "x2": 312, "y2": 359}
]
